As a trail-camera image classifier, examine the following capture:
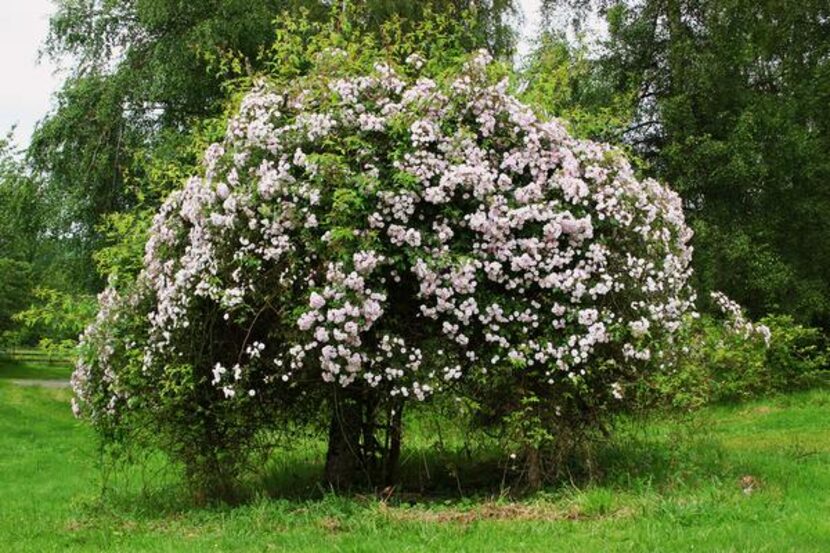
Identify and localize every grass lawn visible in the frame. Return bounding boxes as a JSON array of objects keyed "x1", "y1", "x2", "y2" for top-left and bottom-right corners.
[
  {"x1": 1, "y1": 358, "x2": 829, "y2": 552},
  {"x1": 0, "y1": 351, "x2": 73, "y2": 381}
]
